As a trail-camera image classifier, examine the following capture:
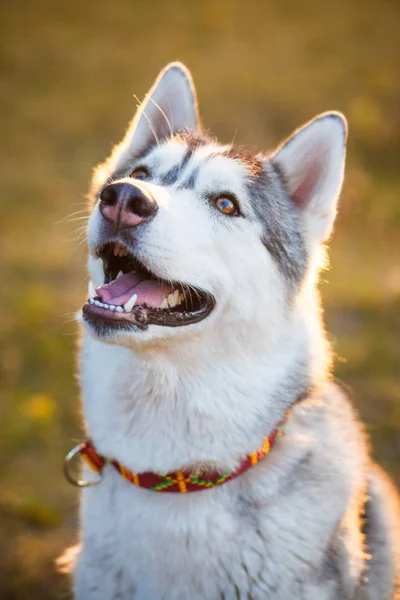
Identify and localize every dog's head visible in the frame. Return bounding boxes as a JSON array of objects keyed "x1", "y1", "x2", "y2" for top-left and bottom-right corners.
[{"x1": 81, "y1": 62, "x2": 347, "y2": 348}]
